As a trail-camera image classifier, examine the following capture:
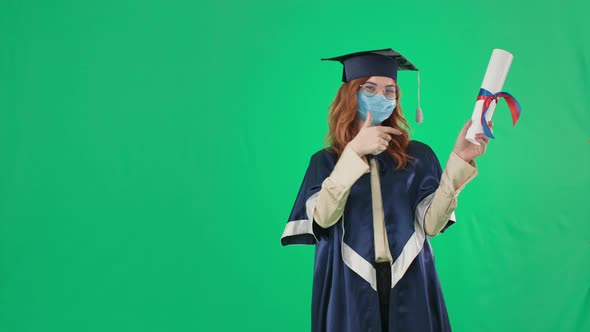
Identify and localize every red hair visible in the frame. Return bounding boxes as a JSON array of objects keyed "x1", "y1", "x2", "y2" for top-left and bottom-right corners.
[{"x1": 323, "y1": 77, "x2": 412, "y2": 170}]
